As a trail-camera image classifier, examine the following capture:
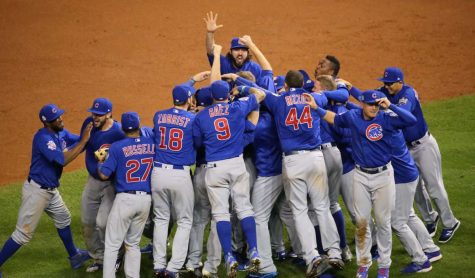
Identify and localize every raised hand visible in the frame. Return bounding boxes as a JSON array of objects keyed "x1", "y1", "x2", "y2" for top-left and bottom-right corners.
[
  {"x1": 377, "y1": 97, "x2": 391, "y2": 109},
  {"x1": 239, "y1": 35, "x2": 254, "y2": 47},
  {"x1": 302, "y1": 93, "x2": 318, "y2": 109},
  {"x1": 204, "y1": 11, "x2": 223, "y2": 33},
  {"x1": 192, "y1": 71, "x2": 211, "y2": 82},
  {"x1": 221, "y1": 73, "x2": 239, "y2": 81}
]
